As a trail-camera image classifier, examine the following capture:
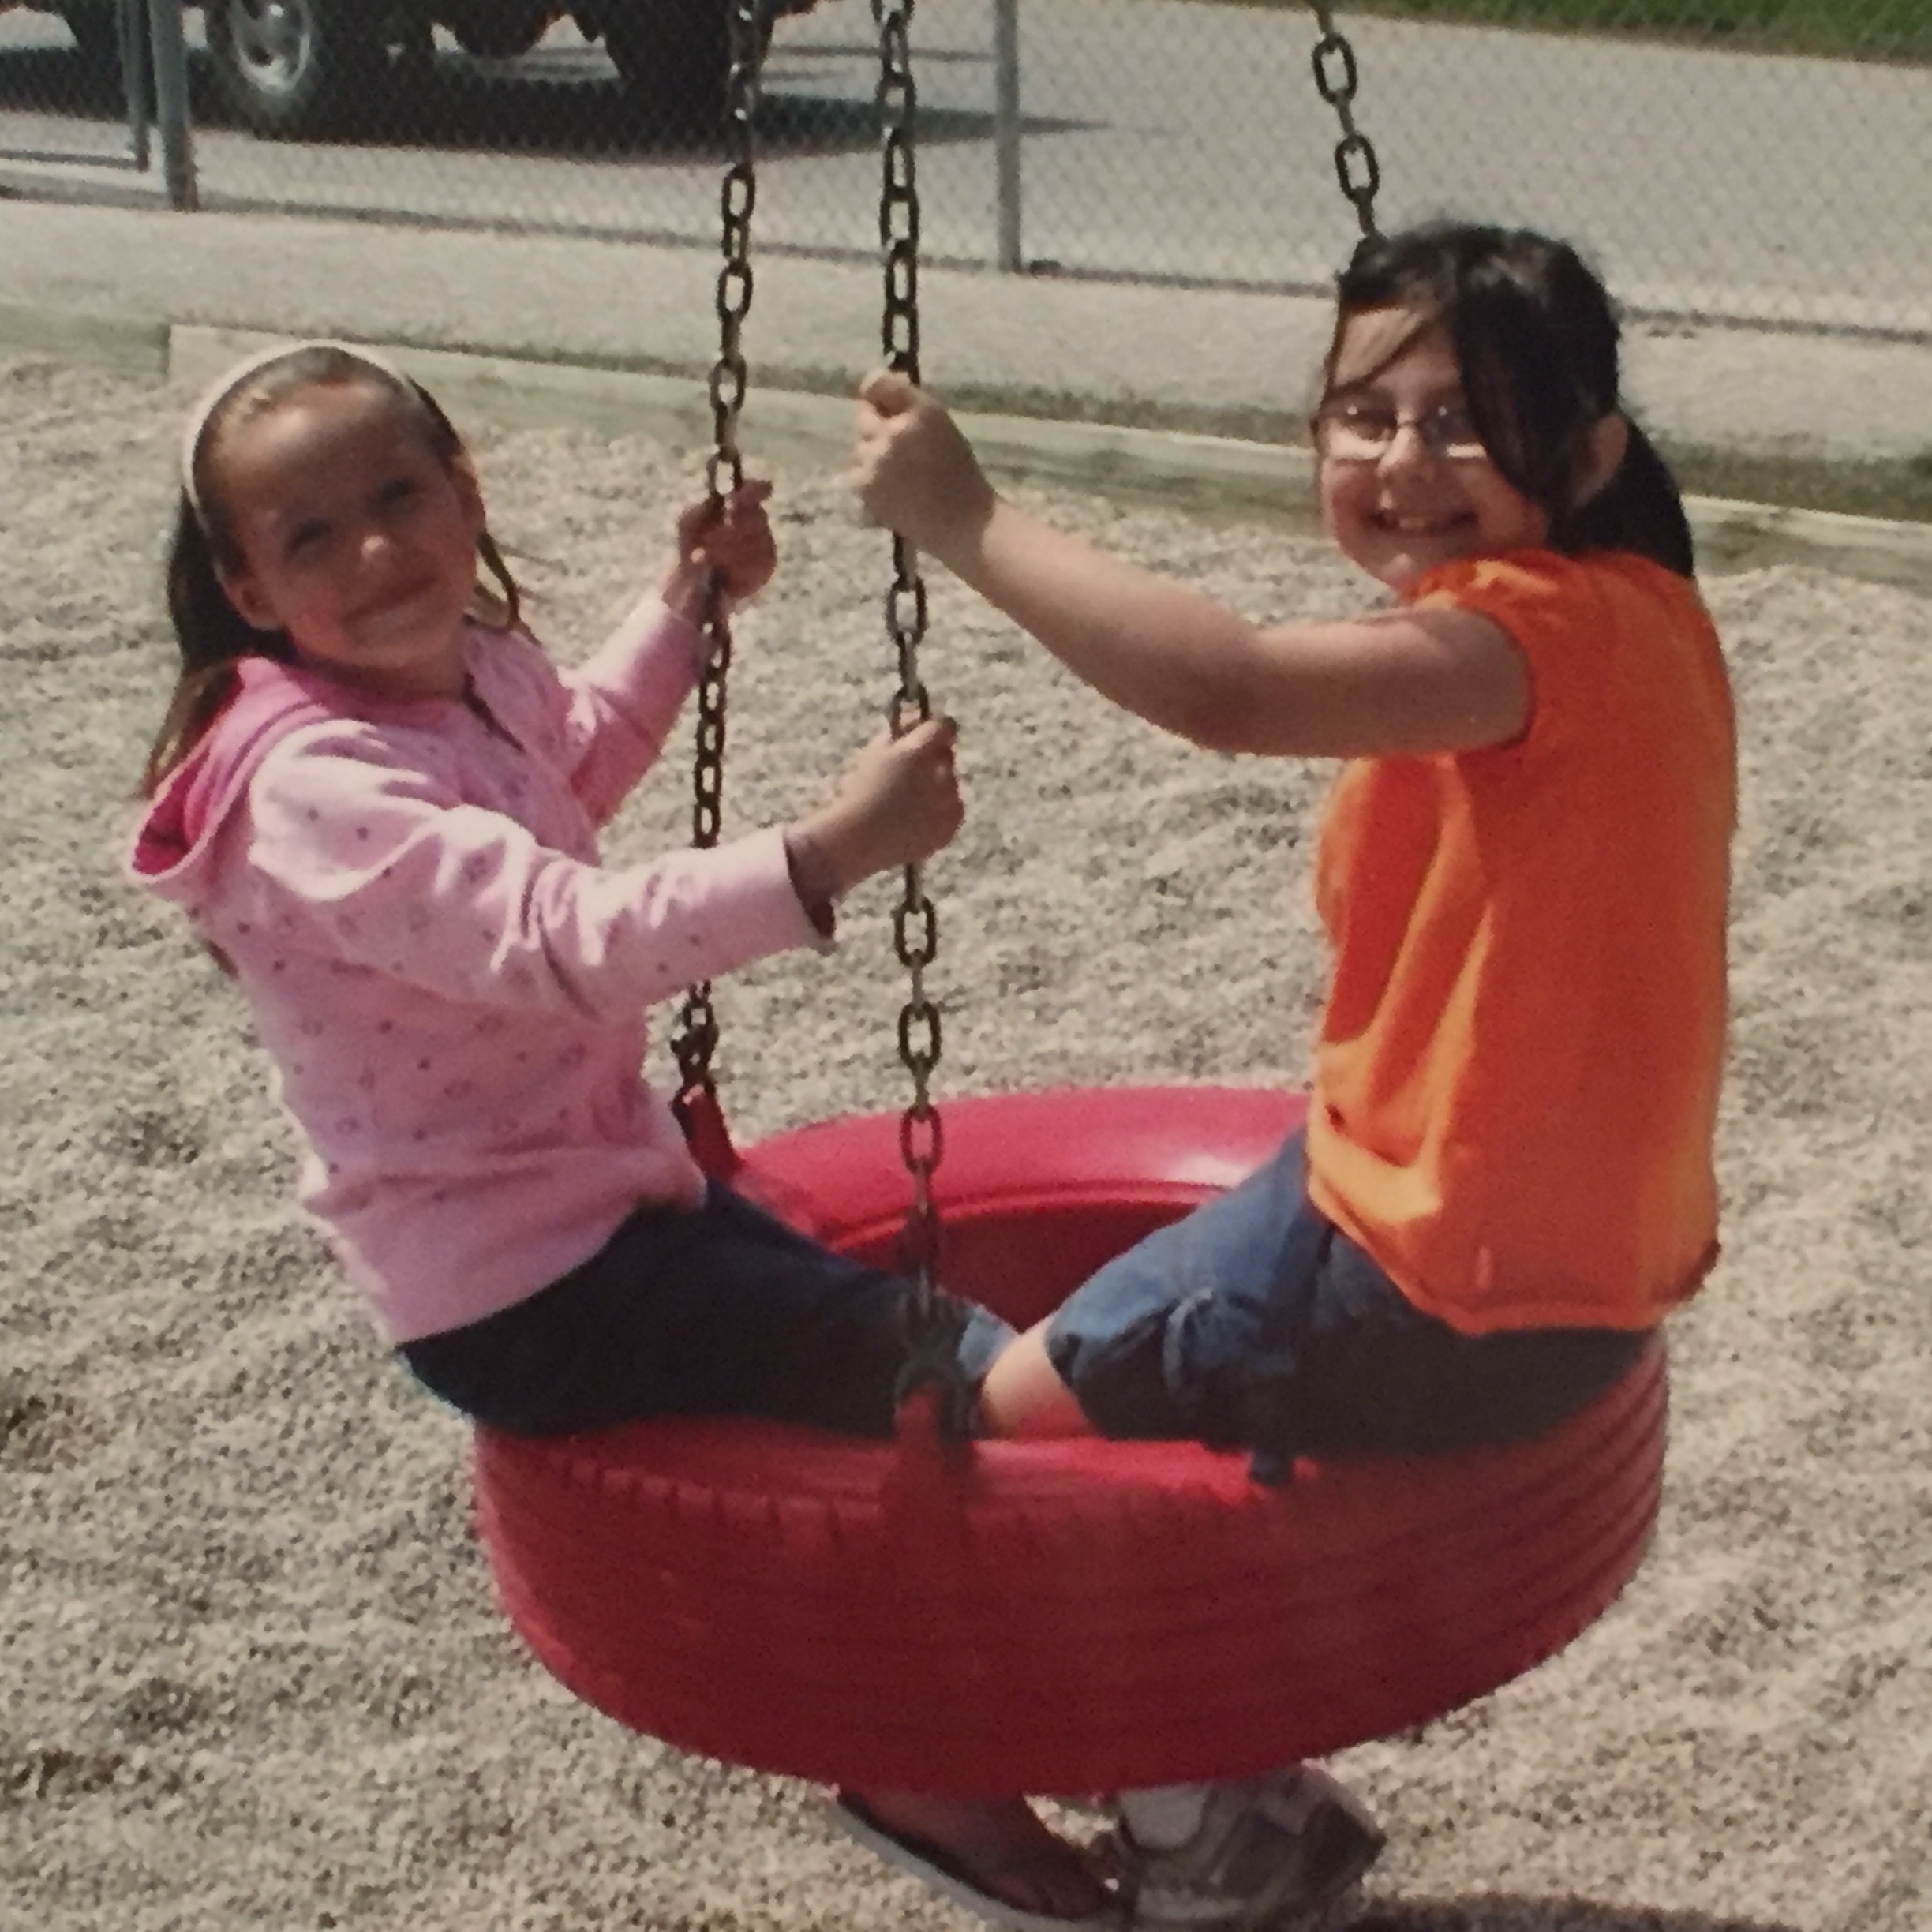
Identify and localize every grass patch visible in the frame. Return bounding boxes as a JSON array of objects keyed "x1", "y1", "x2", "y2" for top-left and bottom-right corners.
[
  {"x1": 1241, "y1": 0, "x2": 1932, "y2": 62},
  {"x1": 917, "y1": 377, "x2": 1932, "y2": 527},
  {"x1": 1663, "y1": 444, "x2": 1932, "y2": 524}
]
